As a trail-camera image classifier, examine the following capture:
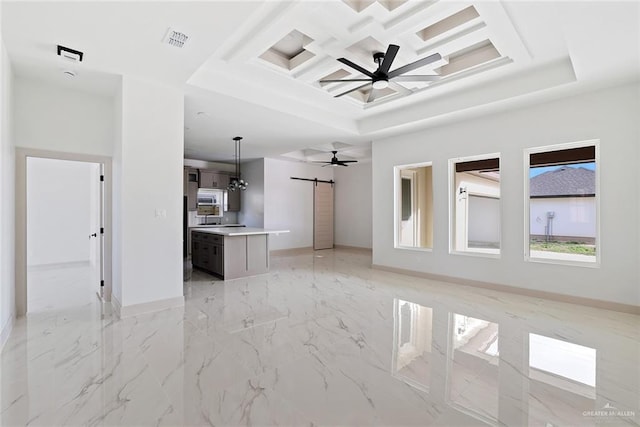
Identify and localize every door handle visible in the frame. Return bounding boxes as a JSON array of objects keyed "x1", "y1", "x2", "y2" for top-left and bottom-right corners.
[{"x1": 89, "y1": 233, "x2": 97, "y2": 238}]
